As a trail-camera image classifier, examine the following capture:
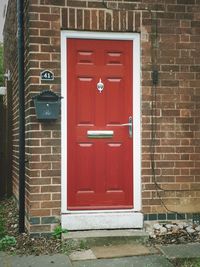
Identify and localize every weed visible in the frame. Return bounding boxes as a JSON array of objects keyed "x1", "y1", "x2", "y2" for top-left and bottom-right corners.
[
  {"x1": 0, "y1": 205, "x2": 5, "y2": 238},
  {"x1": 184, "y1": 259, "x2": 200, "y2": 267},
  {"x1": 172, "y1": 259, "x2": 200, "y2": 267},
  {"x1": 79, "y1": 240, "x2": 89, "y2": 250},
  {"x1": 0, "y1": 236, "x2": 16, "y2": 251},
  {"x1": 0, "y1": 220, "x2": 5, "y2": 238},
  {"x1": 53, "y1": 225, "x2": 68, "y2": 239}
]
